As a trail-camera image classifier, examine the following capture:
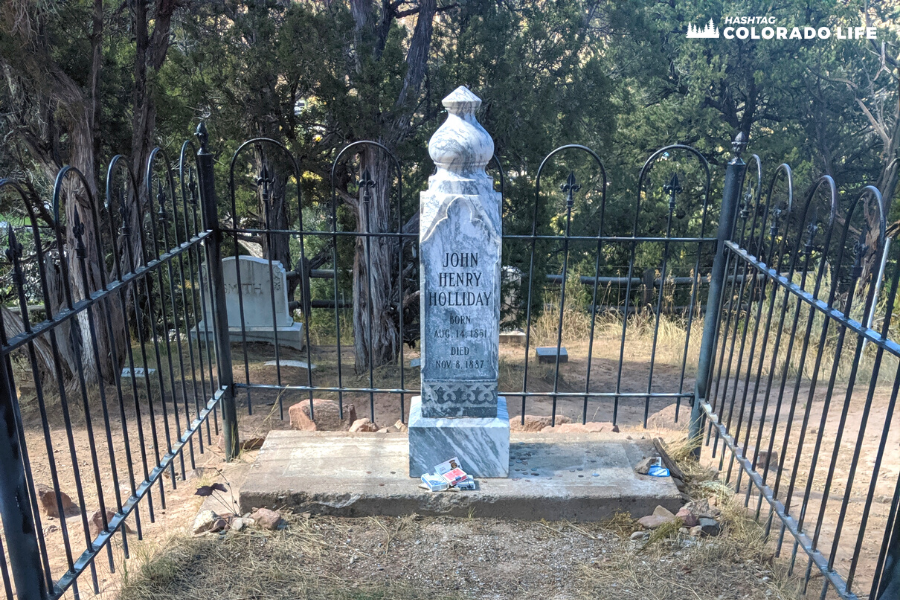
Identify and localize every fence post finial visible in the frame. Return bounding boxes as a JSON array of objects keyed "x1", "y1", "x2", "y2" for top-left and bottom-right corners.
[
  {"x1": 196, "y1": 121, "x2": 209, "y2": 154},
  {"x1": 732, "y1": 131, "x2": 748, "y2": 159}
]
